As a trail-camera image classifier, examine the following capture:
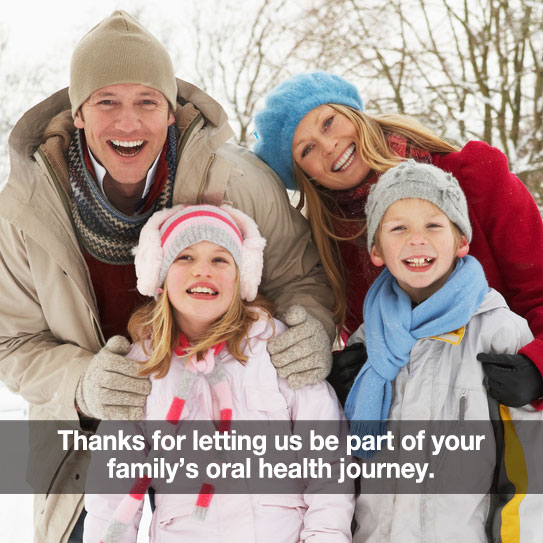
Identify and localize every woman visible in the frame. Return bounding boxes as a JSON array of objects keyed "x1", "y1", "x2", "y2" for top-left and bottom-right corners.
[{"x1": 253, "y1": 71, "x2": 543, "y2": 408}]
